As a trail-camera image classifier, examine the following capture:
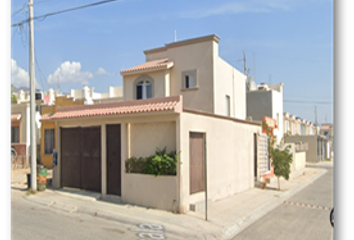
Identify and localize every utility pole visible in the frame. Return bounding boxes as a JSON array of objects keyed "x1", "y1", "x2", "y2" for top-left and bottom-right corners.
[
  {"x1": 243, "y1": 51, "x2": 247, "y2": 76},
  {"x1": 29, "y1": 0, "x2": 37, "y2": 191}
]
